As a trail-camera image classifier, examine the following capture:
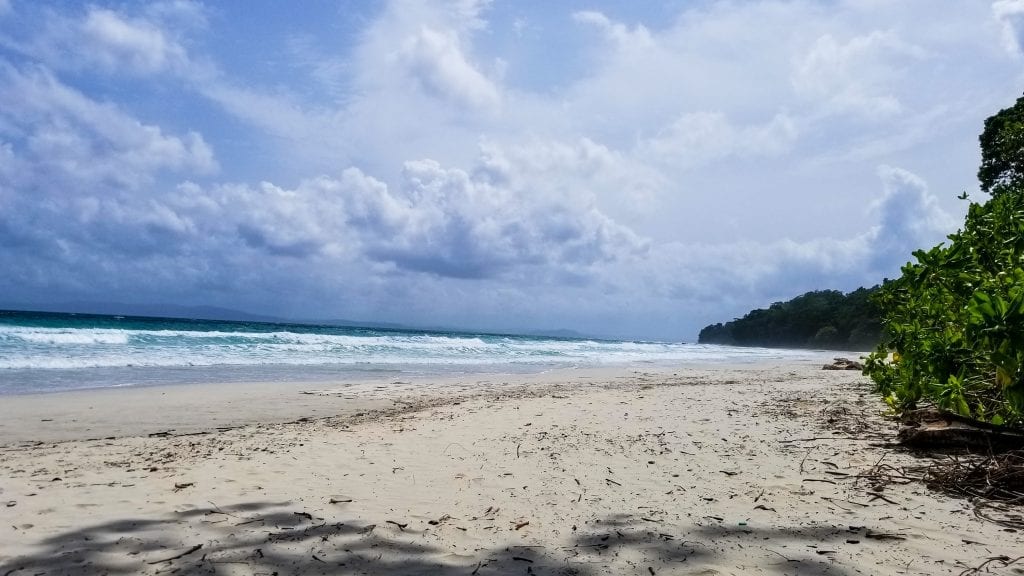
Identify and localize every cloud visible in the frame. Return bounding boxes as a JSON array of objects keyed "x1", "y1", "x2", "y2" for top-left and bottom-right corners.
[
  {"x1": 639, "y1": 112, "x2": 798, "y2": 168},
  {"x1": 866, "y1": 165, "x2": 957, "y2": 271},
  {"x1": 368, "y1": 158, "x2": 645, "y2": 278},
  {"x1": 994, "y1": 0, "x2": 1024, "y2": 56},
  {"x1": 80, "y1": 7, "x2": 187, "y2": 73},
  {"x1": 637, "y1": 165, "x2": 956, "y2": 320},
  {"x1": 207, "y1": 151, "x2": 643, "y2": 280},
  {"x1": 396, "y1": 25, "x2": 501, "y2": 111},
  {"x1": 573, "y1": 10, "x2": 652, "y2": 49},
  {"x1": 0, "y1": 0, "x2": 1016, "y2": 338},
  {"x1": 791, "y1": 31, "x2": 927, "y2": 118},
  {"x1": 1, "y1": 131, "x2": 645, "y2": 290},
  {"x1": 0, "y1": 63, "x2": 216, "y2": 190}
]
